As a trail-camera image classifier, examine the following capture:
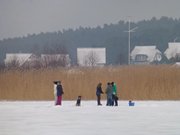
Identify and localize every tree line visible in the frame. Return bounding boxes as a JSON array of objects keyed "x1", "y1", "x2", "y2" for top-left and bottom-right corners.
[{"x1": 0, "y1": 16, "x2": 180, "y2": 66}]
